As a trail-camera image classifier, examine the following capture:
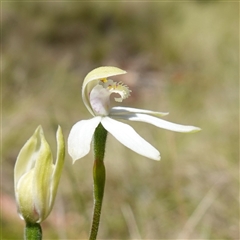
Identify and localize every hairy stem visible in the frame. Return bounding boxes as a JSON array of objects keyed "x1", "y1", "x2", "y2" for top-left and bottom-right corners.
[
  {"x1": 89, "y1": 123, "x2": 107, "y2": 240},
  {"x1": 24, "y1": 222, "x2": 42, "y2": 240}
]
